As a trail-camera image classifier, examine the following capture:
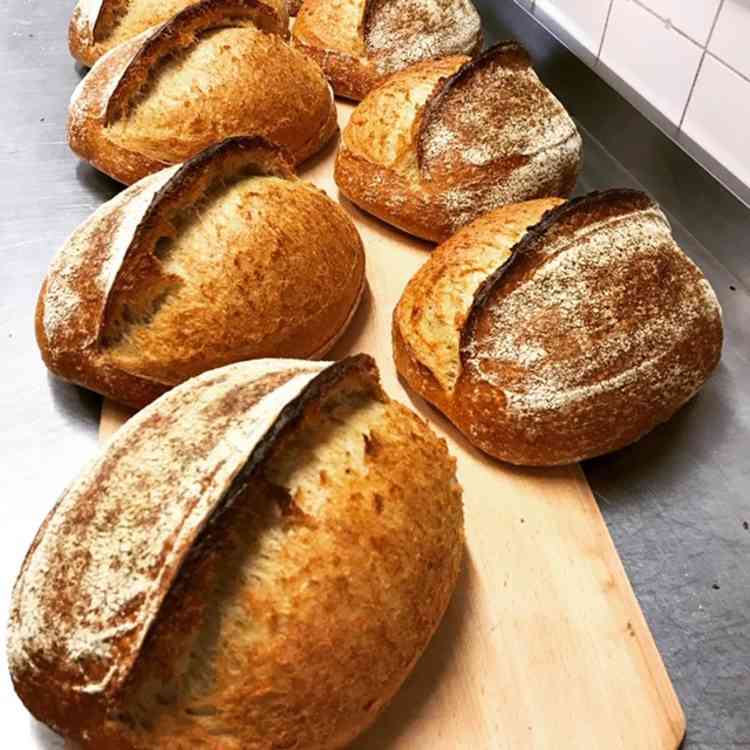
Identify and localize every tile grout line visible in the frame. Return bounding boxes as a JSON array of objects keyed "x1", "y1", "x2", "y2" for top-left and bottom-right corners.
[
  {"x1": 595, "y1": 0, "x2": 616, "y2": 64},
  {"x1": 678, "y1": 0, "x2": 725, "y2": 131},
  {"x1": 629, "y1": 0, "x2": 706, "y2": 48},
  {"x1": 707, "y1": 49, "x2": 750, "y2": 86}
]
